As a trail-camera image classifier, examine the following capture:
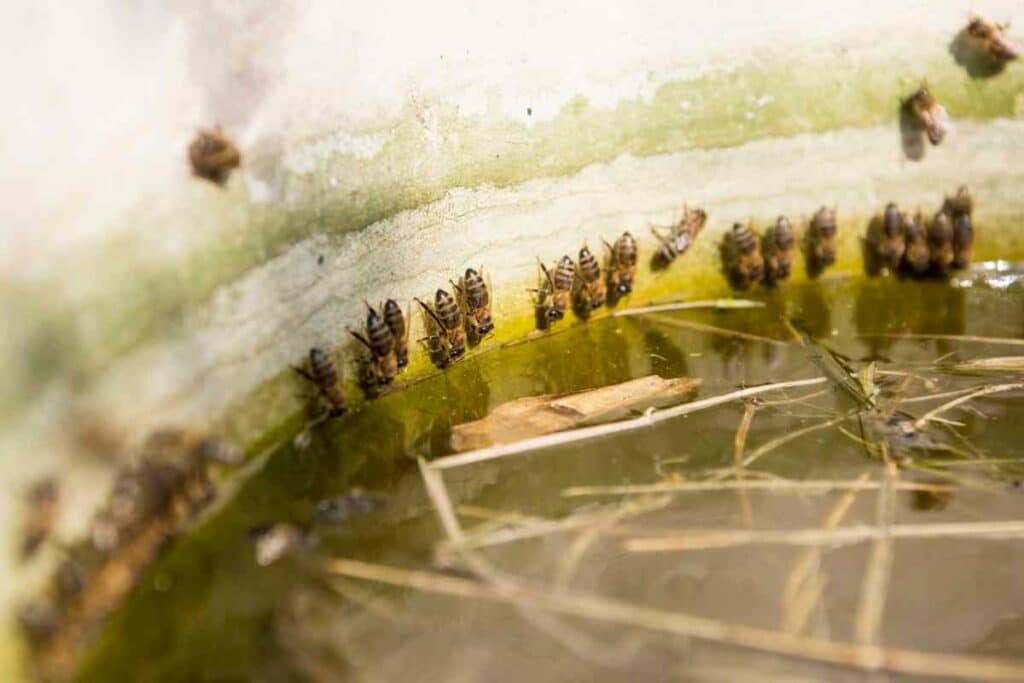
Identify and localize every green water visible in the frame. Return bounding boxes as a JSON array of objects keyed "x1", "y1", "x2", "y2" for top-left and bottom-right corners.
[{"x1": 76, "y1": 274, "x2": 1024, "y2": 682}]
